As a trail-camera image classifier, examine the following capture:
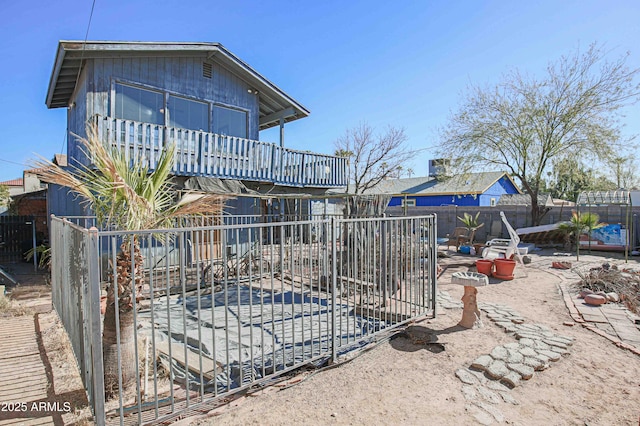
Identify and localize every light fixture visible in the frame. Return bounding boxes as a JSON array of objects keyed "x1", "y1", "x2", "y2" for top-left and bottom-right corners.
[{"x1": 247, "y1": 88, "x2": 259, "y2": 95}]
